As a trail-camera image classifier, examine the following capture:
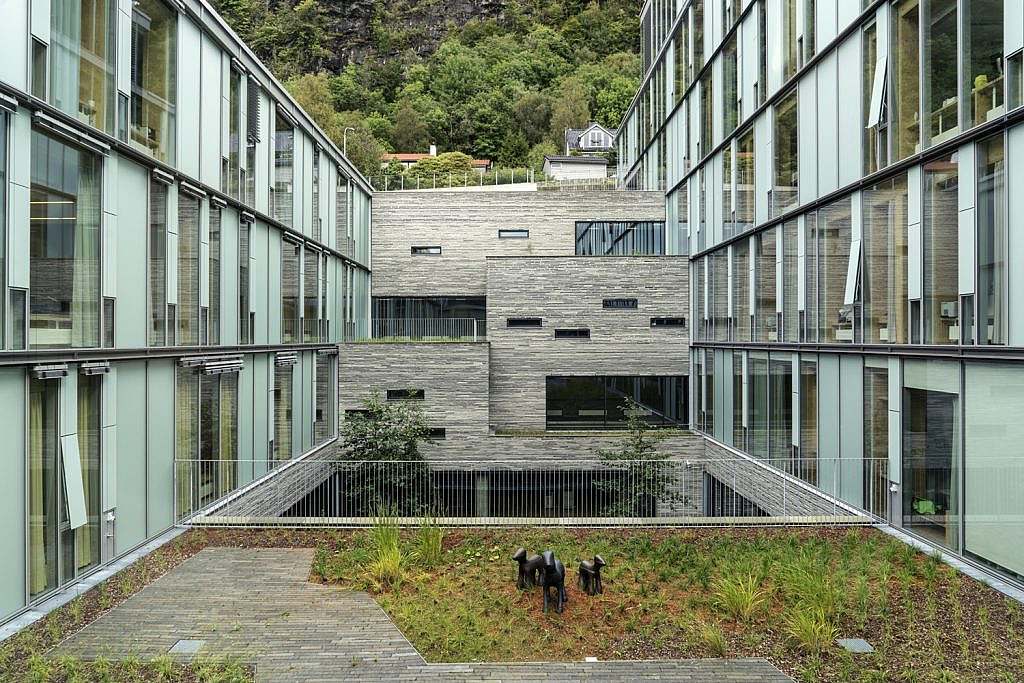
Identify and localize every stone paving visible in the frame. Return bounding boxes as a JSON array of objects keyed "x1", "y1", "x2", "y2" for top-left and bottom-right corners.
[{"x1": 54, "y1": 548, "x2": 792, "y2": 682}]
